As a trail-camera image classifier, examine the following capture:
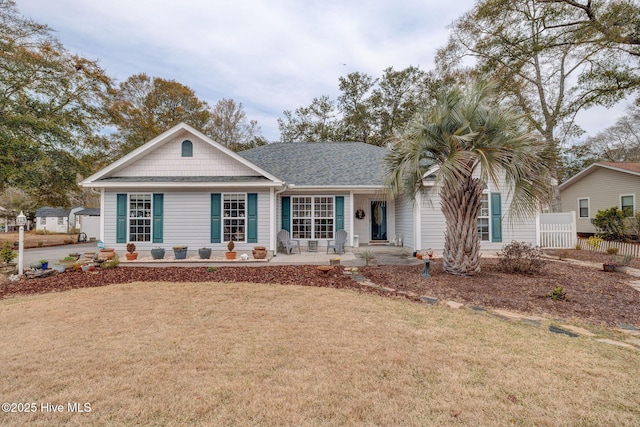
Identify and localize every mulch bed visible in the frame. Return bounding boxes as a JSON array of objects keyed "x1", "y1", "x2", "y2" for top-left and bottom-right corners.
[{"x1": 1, "y1": 250, "x2": 639, "y2": 327}]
